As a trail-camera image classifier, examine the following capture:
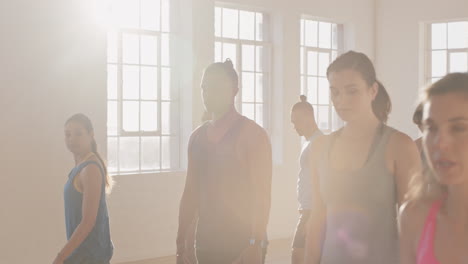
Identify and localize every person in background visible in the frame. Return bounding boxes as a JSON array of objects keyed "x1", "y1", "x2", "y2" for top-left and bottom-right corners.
[
  {"x1": 54, "y1": 113, "x2": 113, "y2": 264},
  {"x1": 290, "y1": 95, "x2": 323, "y2": 264}
]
